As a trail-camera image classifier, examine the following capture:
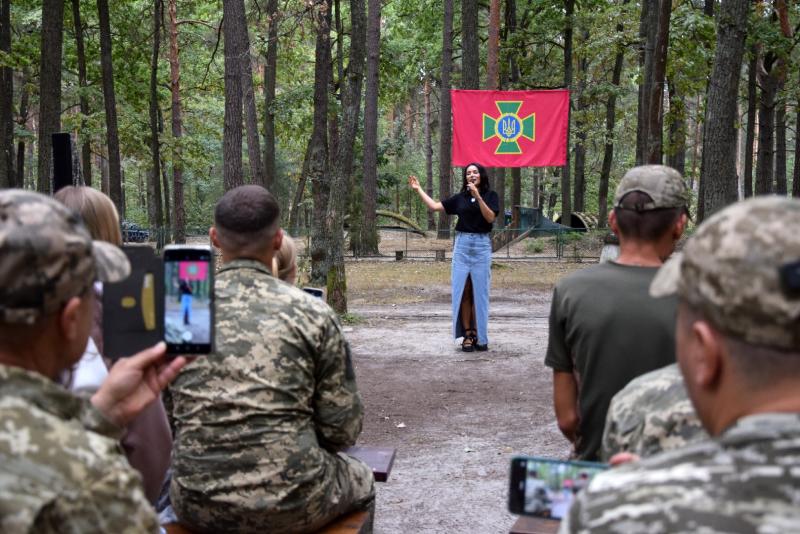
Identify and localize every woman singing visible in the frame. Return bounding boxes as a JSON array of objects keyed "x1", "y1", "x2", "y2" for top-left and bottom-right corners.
[{"x1": 409, "y1": 163, "x2": 499, "y2": 351}]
